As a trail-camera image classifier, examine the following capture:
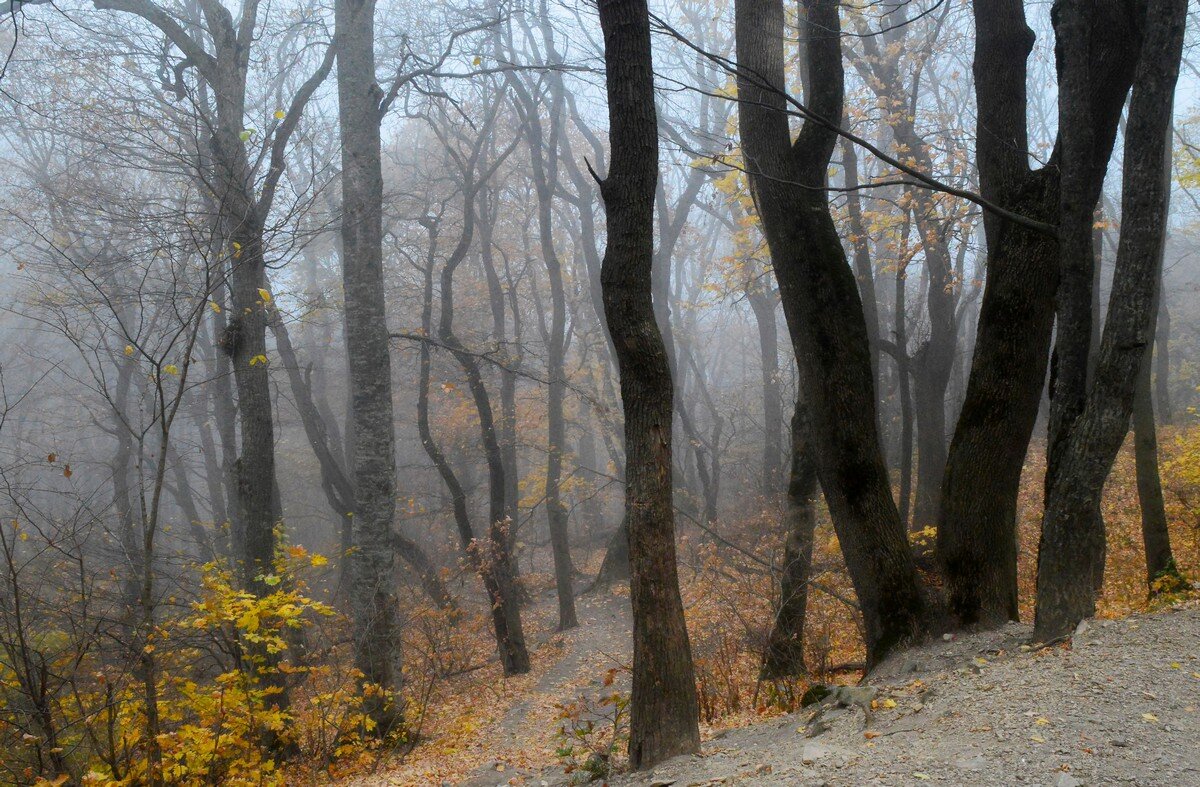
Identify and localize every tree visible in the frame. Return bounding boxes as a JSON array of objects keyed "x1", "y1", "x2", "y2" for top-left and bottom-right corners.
[
  {"x1": 1035, "y1": 0, "x2": 1186, "y2": 640},
  {"x1": 334, "y1": 0, "x2": 404, "y2": 733},
  {"x1": 735, "y1": 0, "x2": 926, "y2": 664},
  {"x1": 597, "y1": 0, "x2": 700, "y2": 768},
  {"x1": 938, "y1": 0, "x2": 1135, "y2": 626}
]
